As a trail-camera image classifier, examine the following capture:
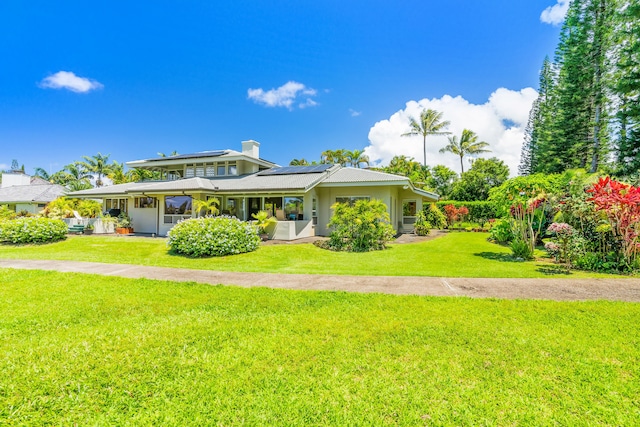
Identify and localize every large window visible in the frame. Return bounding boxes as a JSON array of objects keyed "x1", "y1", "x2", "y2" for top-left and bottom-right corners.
[
  {"x1": 284, "y1": 196, "x2": 304, "y2": 220},
  {"x1": 134, "y1": 197, "x2": 157, "y2": 208},
  {"x1": 265, "y1": 197, "x2": 283, "y2": 219},
  {"x1": 105, "y1": 198, "x2": 128, "y2": 213},
  {"x1": 223, "y1": 198, "x2": 238, "y2": 216},
  {"x1": 165, "y1": 196, "x2": 192, "y2": 215}
]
